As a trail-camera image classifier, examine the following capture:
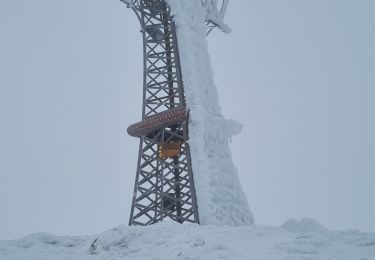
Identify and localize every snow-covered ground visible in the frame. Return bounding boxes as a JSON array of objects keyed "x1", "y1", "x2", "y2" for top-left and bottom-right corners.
[{"x1": 1, "y1": 219, "x2": 374, "y2": 260}]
